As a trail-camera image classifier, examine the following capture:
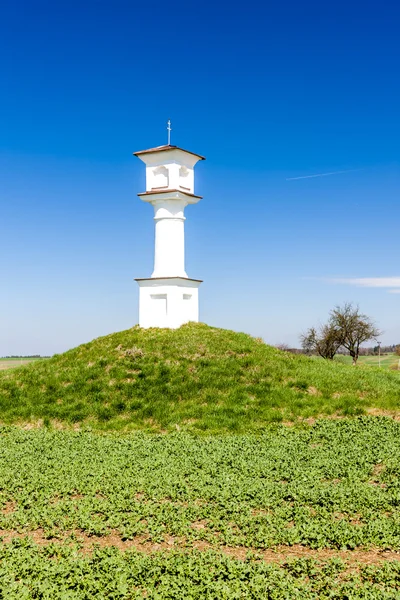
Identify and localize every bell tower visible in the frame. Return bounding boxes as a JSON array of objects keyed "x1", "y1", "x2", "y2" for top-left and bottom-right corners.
[{"x1": 133, "y1": 131, "x2": 205, "y2": 328}]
